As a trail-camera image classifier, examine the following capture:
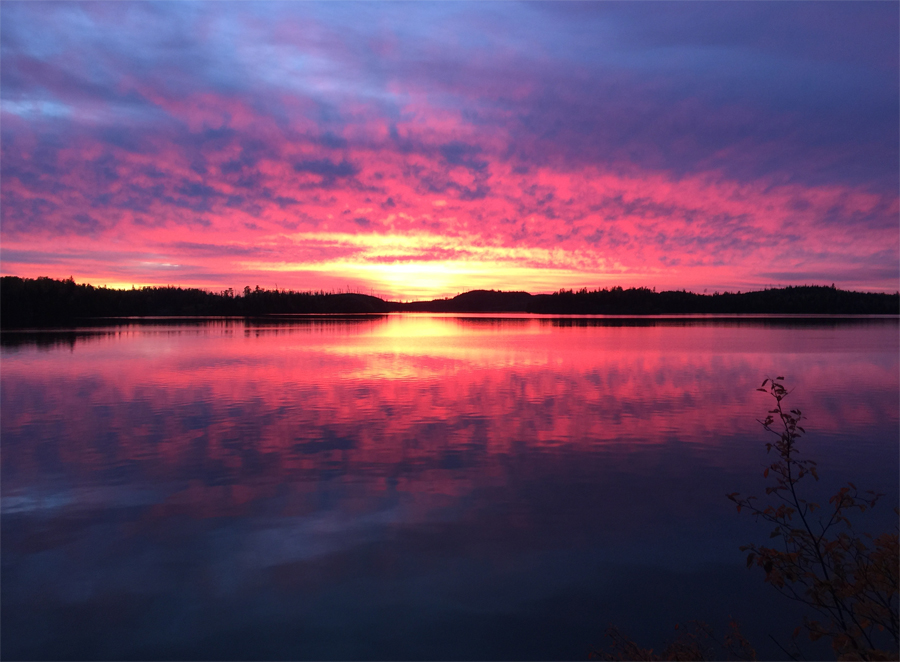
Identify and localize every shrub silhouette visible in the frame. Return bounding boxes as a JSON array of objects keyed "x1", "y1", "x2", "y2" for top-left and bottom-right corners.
[
  {"x1": 727, "y1": 378, "x2": 898, "y2": 660},
  {"x1": 595, "y1": 621, "x2": 756, "y2": 661},
  {"x1": 596, "y1": 379, "x2": 898, "y2": 661}
]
